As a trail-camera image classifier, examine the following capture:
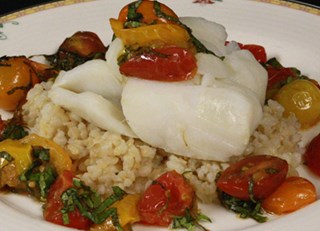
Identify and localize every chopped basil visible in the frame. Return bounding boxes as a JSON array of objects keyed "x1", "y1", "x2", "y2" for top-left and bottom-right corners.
[
  {"x1": 19, "y1": 147, "x2": 57, "y2": 201},
  {"x1": 0, "y1": 151, "x2": 14, "y2": 163},
  {"x1": 61, "y1": 180, "x2": 126, "y2": 230},
  {"x1": 217, "y1": 189, "x2": 267, "y2": 223},
  {"x1": 1, "y1": 124, "x2": 28, "y2": 140},
  {"x1": 172, "y1": 208, "x2": 211, "y2": 231}
]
